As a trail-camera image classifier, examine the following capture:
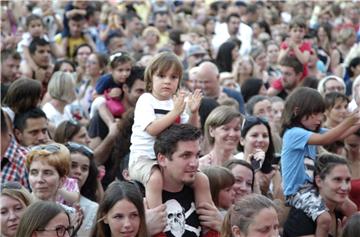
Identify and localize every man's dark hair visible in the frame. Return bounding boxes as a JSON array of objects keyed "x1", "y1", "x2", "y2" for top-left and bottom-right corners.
[
  {"x1": 126, "y1": 66, "x2": 145, "y2": 89},
  {"x1": 226, "y1": 13, "x2": 240, "y2": 23},
  {"x1": 69, "y1": 13, "x2": 85, "y2": 22},
  {"x1": 154, "y1": 124, "x2": 201, "y2": 159},
  {"x1": 279, "y1": 54, "x2": 303, "y2": 74},
  {"x1": 124, "y1": 12, "x2": 141, "y2": 24},
  {"x1": 29, "y1": 37, "x2": 50, "y2": 54},
  {"x1": 14, "y1": 107, "x2": 47, "y2": 132},
  {"x1": 1, "y1": 48, "x2": 21, "y2": 61},
  {"x1": 105, "y1": 31, "x2": 125, "y2": 48},
  {"x1": 1, "y1": 109, "x2": 8, "y2": 133}
]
